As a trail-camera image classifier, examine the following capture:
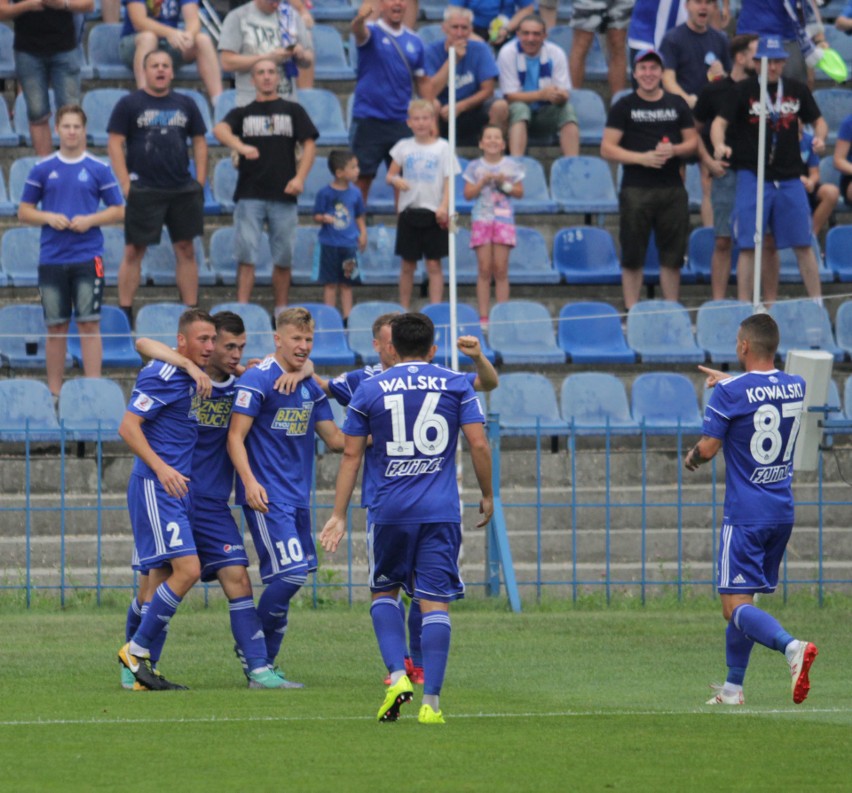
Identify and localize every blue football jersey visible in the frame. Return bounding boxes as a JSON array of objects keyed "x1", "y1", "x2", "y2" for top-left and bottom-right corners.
[
  {"x1": 127, "y1": 360, "x2": 200, "y2": 478},
  {"x1": 703, "y1": 369, "x2": 806, "y2": 525},
  {"x1": 232, "y1": 356, "x2": 334, "y2": 508},
  {"x1": 191, "y1": 375, "x2": 238, "y2": 502},
  {"x1": 344, "y1": 361, "x2": 484, "y2": 524}
]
